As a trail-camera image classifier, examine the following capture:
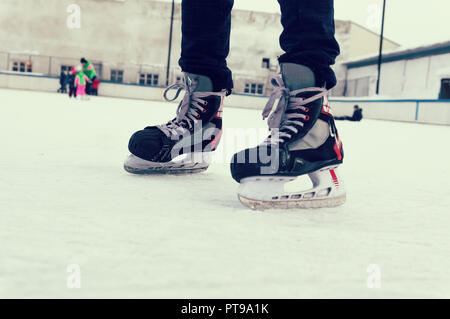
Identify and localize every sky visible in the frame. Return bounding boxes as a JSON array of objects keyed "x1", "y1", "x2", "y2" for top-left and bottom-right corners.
[{"x1": 164, "y1": 0, "x2": 450, "y2": 48}]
